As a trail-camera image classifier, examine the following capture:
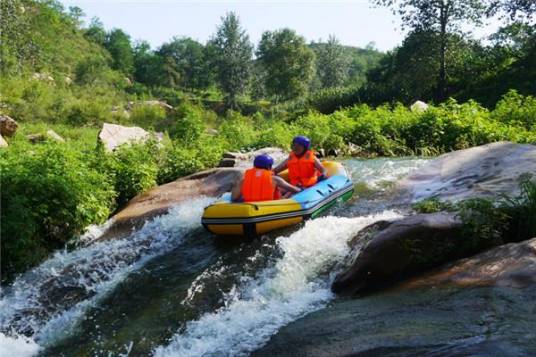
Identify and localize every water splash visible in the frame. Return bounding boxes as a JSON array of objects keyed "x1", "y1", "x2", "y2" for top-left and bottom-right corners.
[
  {"x1": 0, "y1": 197, "x2": 215, "y2": 354},
  {"x1": 0, "y1": 333, "x2": 40, "y2": 357},
  {"x1": 154, "y1": 211, "x2": 402, "y2": 357},
  {"x1": 346, "y1": 157, "x2": 428, "y2": 189}
]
